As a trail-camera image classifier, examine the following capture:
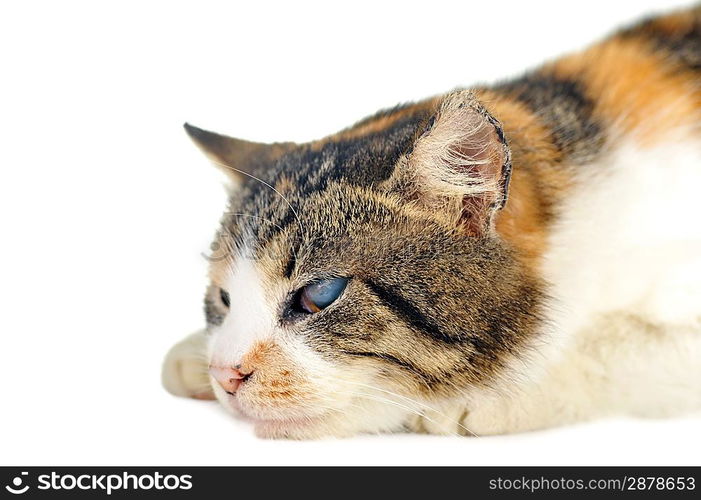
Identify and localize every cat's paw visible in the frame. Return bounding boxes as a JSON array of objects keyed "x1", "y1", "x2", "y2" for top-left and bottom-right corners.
[{"x1": 161, "y1": 330, "x2": 215, "y2": 400}]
